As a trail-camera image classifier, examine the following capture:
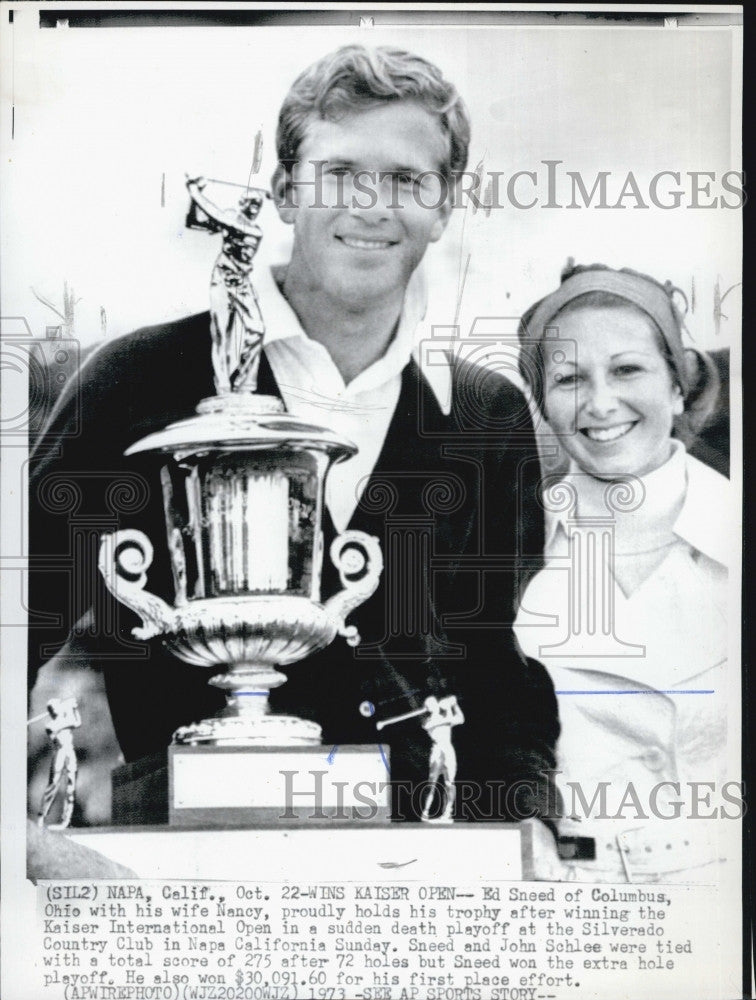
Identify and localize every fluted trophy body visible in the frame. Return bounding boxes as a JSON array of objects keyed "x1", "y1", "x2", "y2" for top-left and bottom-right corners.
[{"x1": 98, "y1": 178, "x2": 383, "y2": 747}]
